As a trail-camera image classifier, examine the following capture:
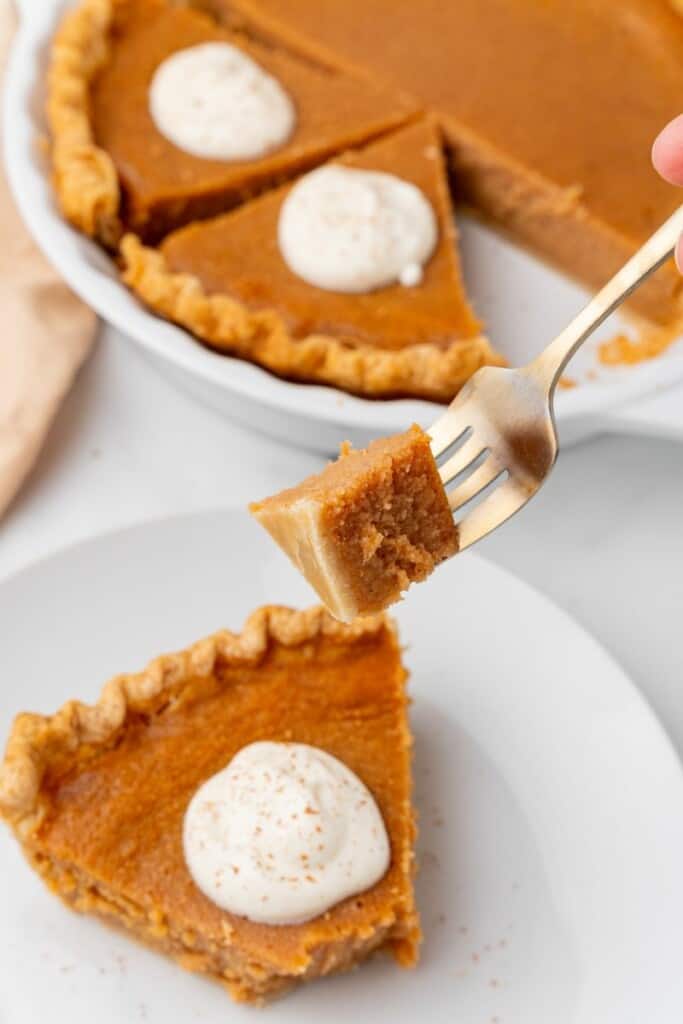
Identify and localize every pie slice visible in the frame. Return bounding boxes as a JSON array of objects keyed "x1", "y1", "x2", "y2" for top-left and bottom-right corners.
[
  {"x1": 0, "y1": 606, "x2": 419, "y2": 1004},
  {"x1": 221, "y1": 0, "x2": 683, "y2": 325},
  {"x1": 121, "y1": 118, "x2": 502, "y2": 401},
  {"x1": 251, "y1": 425, "x2": 457, "y2": 621},
  {"x1": 48, "y1": 0, "x2": 418, "y2": 245}
]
